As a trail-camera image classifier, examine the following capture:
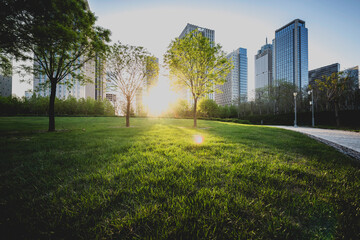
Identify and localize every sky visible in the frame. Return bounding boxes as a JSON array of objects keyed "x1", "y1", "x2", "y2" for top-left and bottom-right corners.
[{"x1": 12, "y1": 0, "x2": 360, "y2": 97}]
